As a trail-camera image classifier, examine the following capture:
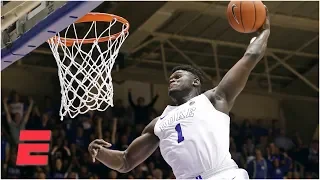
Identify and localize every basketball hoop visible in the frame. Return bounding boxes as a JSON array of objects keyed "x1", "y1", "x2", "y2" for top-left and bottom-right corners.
[{"x1": 47, "y1": 13, "x2": 130, "y2": 120}]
